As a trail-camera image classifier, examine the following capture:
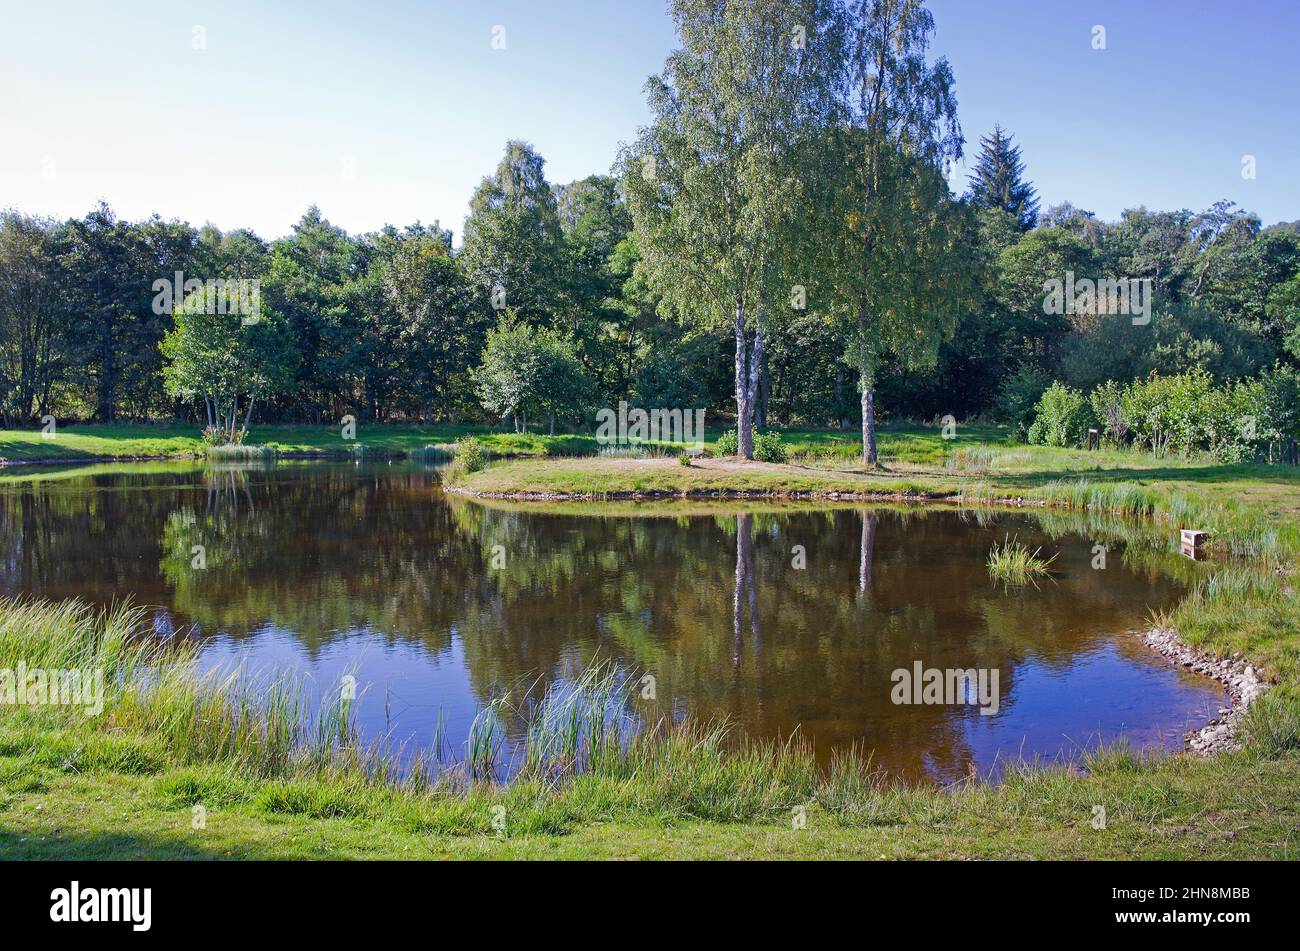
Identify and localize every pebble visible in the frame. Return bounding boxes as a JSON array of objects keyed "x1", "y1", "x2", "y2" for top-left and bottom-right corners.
[{"x1": 1140, "y1": 627, "x2": 1269, "y2": 755}]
